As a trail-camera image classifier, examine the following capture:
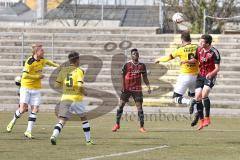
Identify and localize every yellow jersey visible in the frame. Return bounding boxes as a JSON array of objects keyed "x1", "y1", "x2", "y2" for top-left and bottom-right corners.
[
  {"x1": 55, "y1": 65, "x2": 85, "y2": 102},
  {"x1": 171, "y1": 44, "x2": 199, "y2": 75},
  {"x1": 21, "y1": 56, "x2": 59, "y2": 89}
]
